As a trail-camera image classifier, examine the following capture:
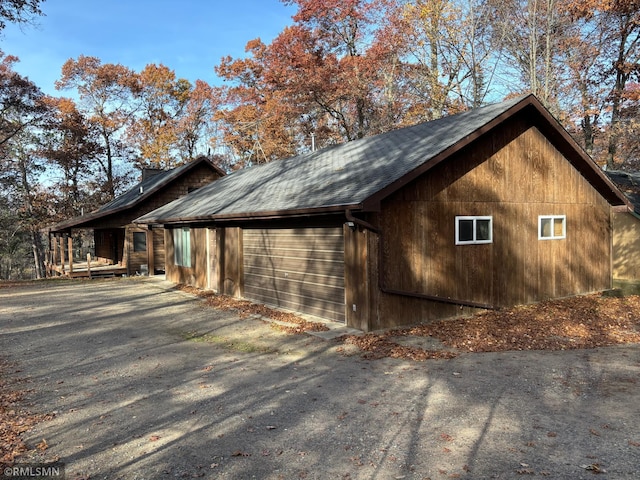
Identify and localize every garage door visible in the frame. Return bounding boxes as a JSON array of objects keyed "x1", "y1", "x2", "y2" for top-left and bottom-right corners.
[{"x1": 243, "y1": 227, "x2": 345, "y2": 323}]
